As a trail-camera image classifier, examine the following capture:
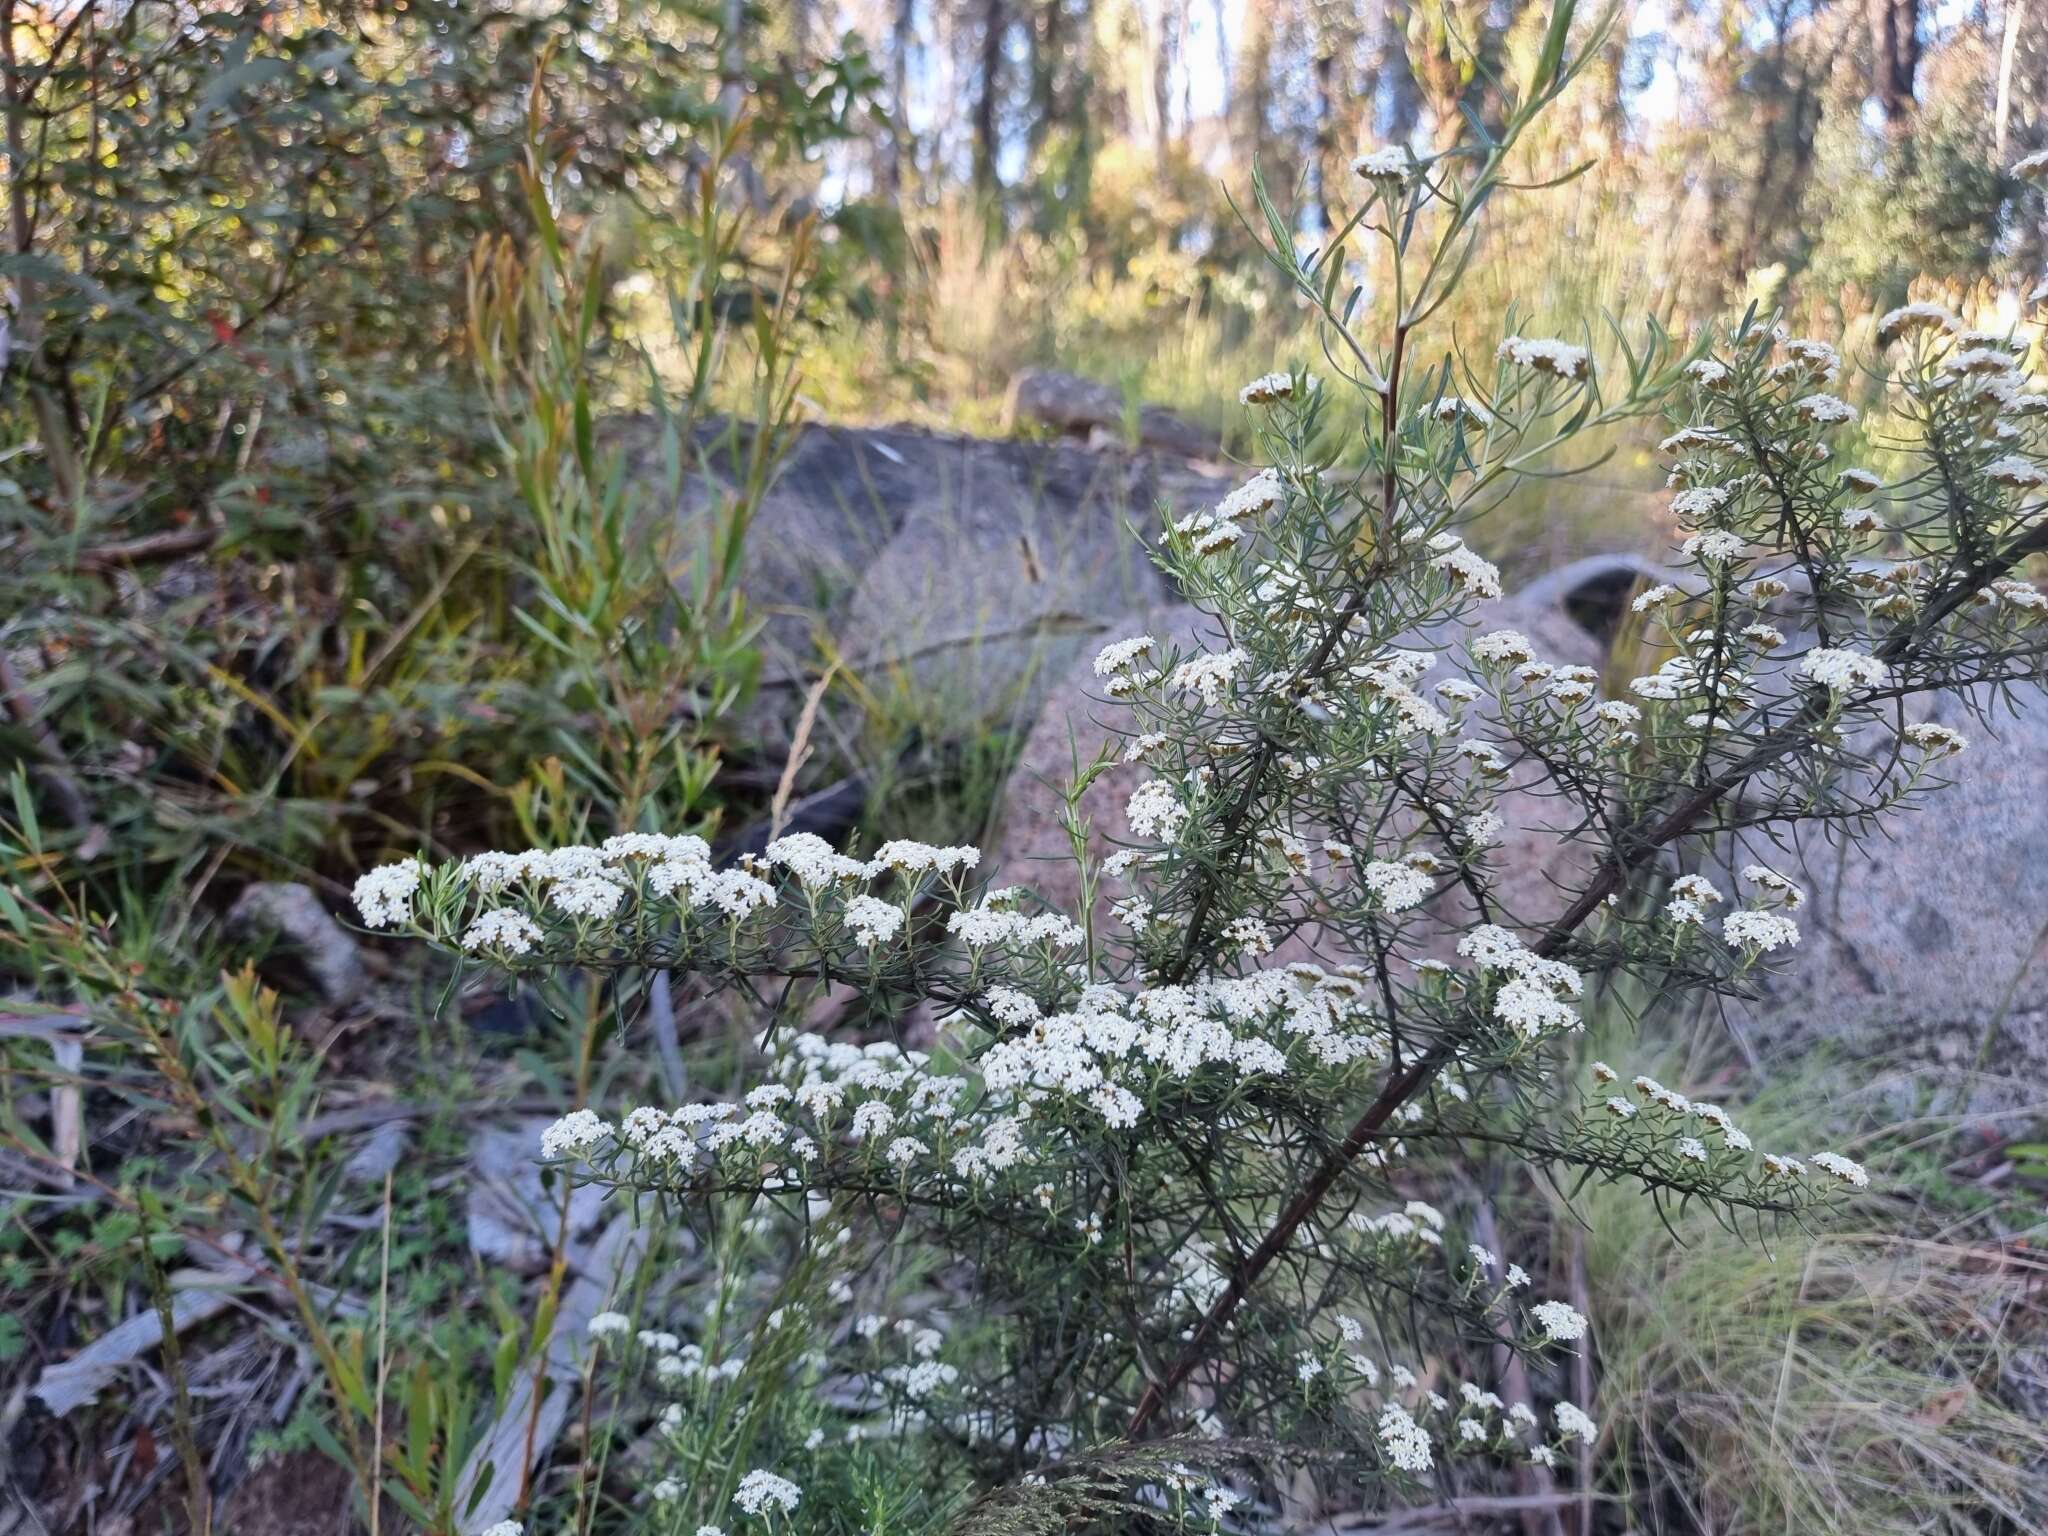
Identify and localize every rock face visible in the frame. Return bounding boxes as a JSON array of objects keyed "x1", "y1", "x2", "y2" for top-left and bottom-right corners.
[
  {"x1": 1724, "y1": 688, "x2": 2048, "y2": 1102},
  {"x1": 680, "y1": 422, "x2": 1233, "y2": 743},
  {"x1": 225, "y1": 881, "x2": 363, "y2": 1004},
  {"x1": 1003, "y1": 368, "x2": 1220, "y2": 460},
  {"x1": 991, "y1": 554, "x2": 1661, "y2": 951}
]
